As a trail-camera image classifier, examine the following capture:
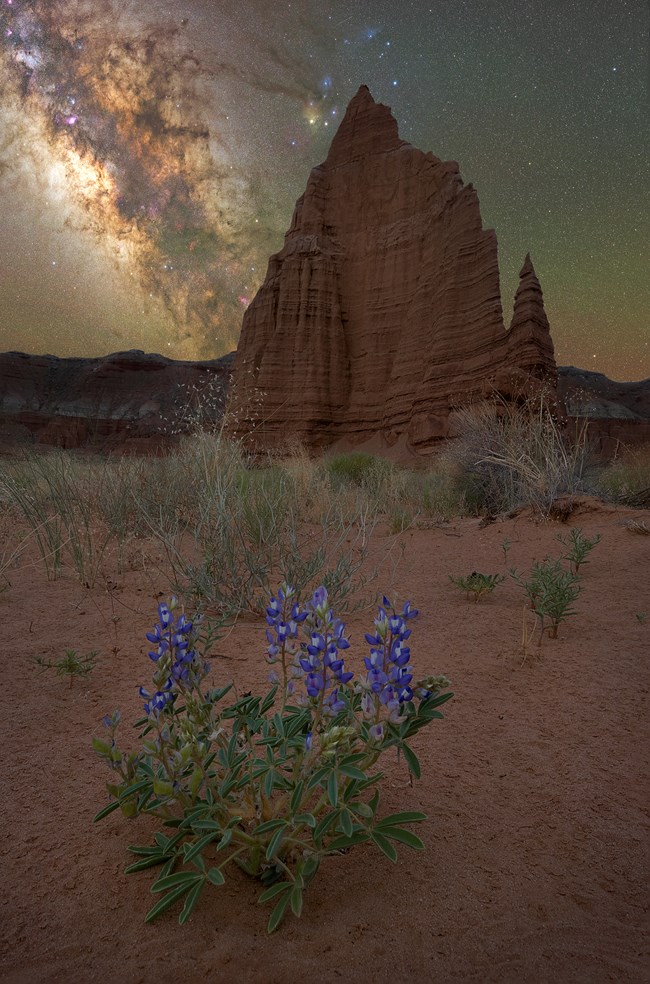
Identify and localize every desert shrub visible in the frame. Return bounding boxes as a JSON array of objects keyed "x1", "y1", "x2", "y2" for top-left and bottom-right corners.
[
  {"x1": 594, "y1": 444, "x2": 650, "y2": 507},
  {"x1": 449, "y1": 572, "x2": 504, "y2": 602},
  {"x1": 323, "y1": 452, "x2": 395, "y2": 490},
  {"x1": 511, "y1": 557, "x2": 581, "y2": 639},
  {"x1": 94, "y1": 587, "x2": 453, "y2": 931},
  {"x1": 556, "y1": 527, "x2": 601, "y2": 574},
  {"x1": 445, "y1": 396, "x2": 593, "y2": 515},
  {"x1": 35, "y1": 648, "x2": 98, "y2": 688}
]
